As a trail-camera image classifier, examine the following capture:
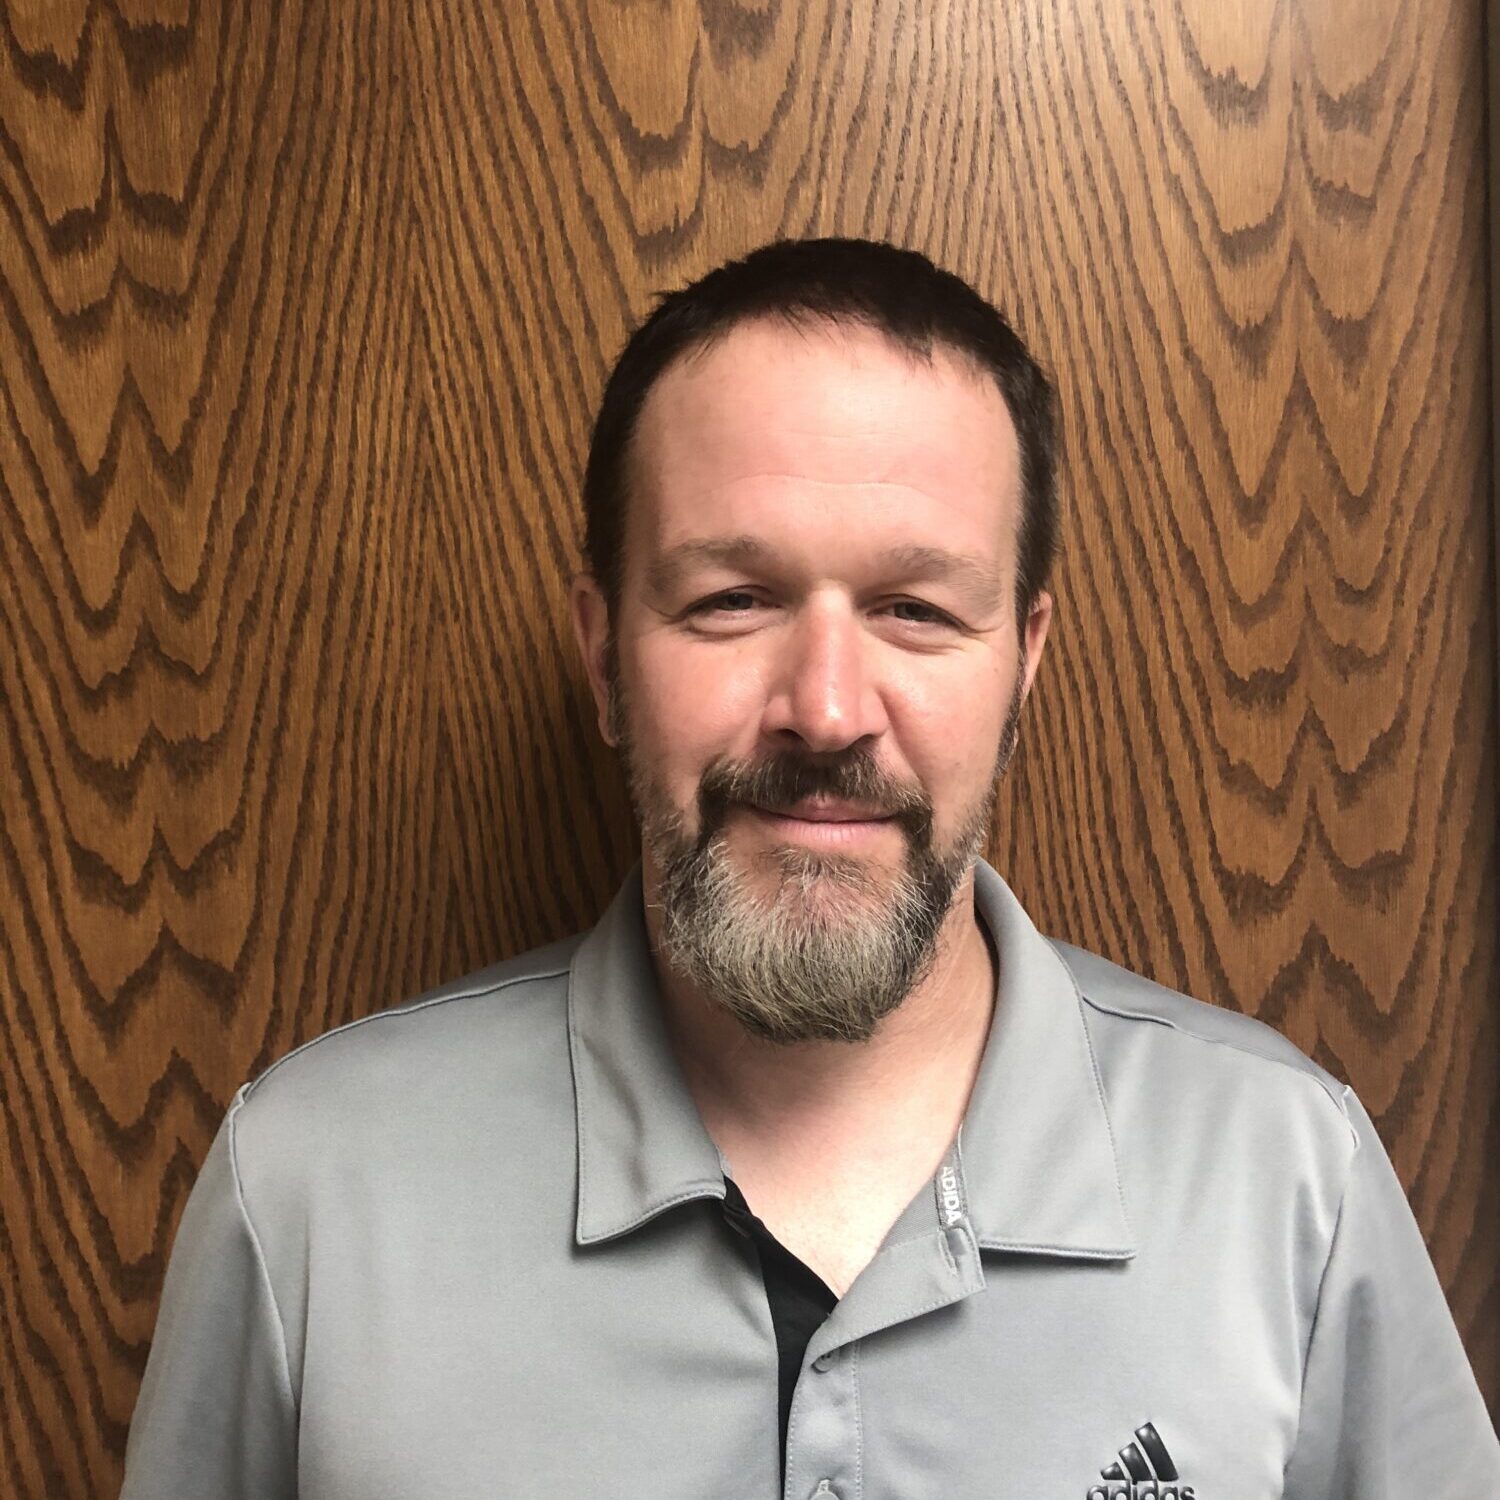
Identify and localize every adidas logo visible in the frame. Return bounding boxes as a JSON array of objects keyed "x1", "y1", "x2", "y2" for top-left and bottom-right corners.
[{"x1": 1084, "y1": 1423, "x2": 1196, "y2": 1500}]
